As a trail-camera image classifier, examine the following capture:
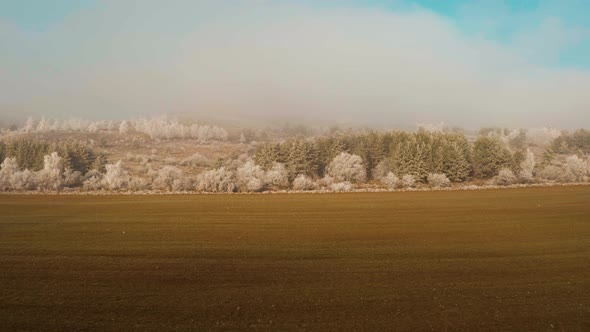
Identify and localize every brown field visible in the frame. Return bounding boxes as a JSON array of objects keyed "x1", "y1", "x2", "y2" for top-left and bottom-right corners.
[{"x1": 1, "y1": 186, "x2": 590, "y2": 331}]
